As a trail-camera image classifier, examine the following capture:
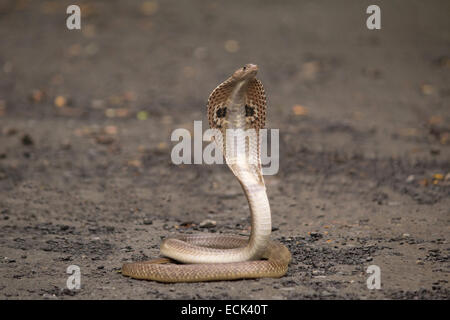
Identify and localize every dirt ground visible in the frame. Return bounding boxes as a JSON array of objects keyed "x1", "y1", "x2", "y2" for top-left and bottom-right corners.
[{"x1": 0, "y1": 0, "x2": 449, "y2": 299}]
